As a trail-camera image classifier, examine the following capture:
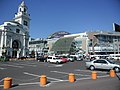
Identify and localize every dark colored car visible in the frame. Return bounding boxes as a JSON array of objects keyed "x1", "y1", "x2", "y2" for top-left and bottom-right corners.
[{"x1": 37, "y1": 56, "x2": 47, "y2": 62}]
